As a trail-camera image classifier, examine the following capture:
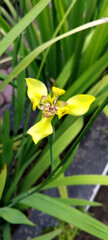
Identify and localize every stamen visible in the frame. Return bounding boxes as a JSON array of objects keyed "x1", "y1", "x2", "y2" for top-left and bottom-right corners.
[{"x1": 40, "y1": 94, "x2": 65, "y2": 118}]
